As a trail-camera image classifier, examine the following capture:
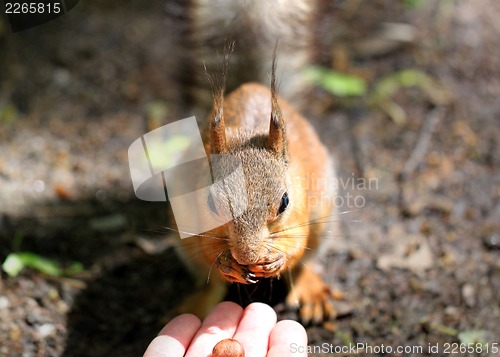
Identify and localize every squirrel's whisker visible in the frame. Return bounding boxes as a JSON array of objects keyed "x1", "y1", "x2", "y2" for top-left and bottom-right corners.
[
  {"x1": 269, "y1": 213, "x2": 343, "y2": 236},
  {"x1": 149, "y1": 224, "x2": 227, "y2": 240},
  {"x1": 265, "y1": 241, "x2": 312, "y2": 252},
  {"x1": 207, "y1": 250, "x2": 226, "y2": 284}
]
